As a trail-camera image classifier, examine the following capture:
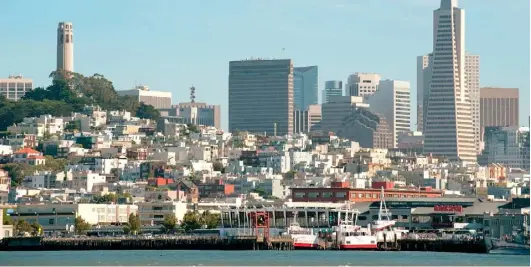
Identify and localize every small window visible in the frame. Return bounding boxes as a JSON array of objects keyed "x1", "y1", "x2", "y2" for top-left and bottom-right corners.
[{"x1": 358, "y1": 216, "x2": 367, "y2": 220}]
